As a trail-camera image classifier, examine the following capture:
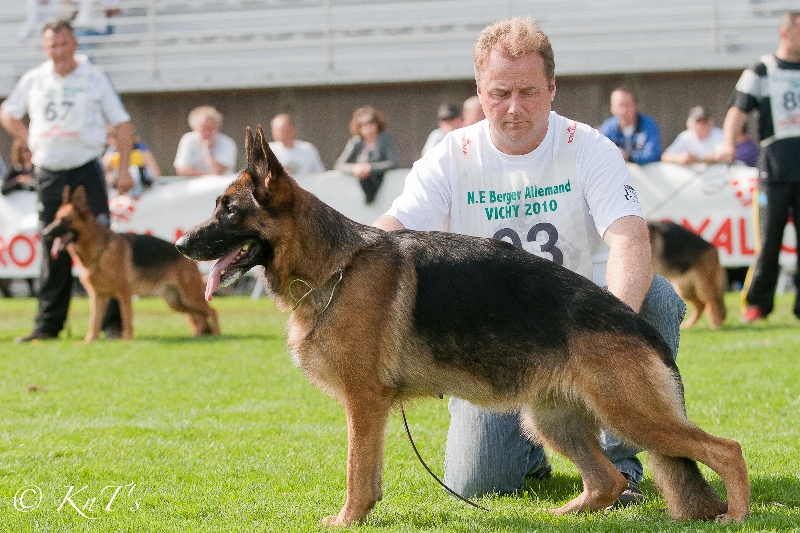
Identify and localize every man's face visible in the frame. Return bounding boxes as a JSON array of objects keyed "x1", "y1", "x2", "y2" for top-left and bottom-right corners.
[
  {"x1": 477, "y1": 51, "x2": 555, "y2": 155},
  {"x1": 197, "y1": 117, "x2": 219, "y2": 142},
  {"x1": 271, "y1": 119, "x2": 296, "y2": 146},
  {"x1": 610, "y1": 90, "x2": 638, "y2": 126},
  {"x1": 42, "y1": 28, "x2": 77, "y2": 66},
  {"x1": 691, "y1": 118, "x2": 713, "y2": 140},
  {"x1": 782, "y1": 18, "x2": 800, "y2": 59}
]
